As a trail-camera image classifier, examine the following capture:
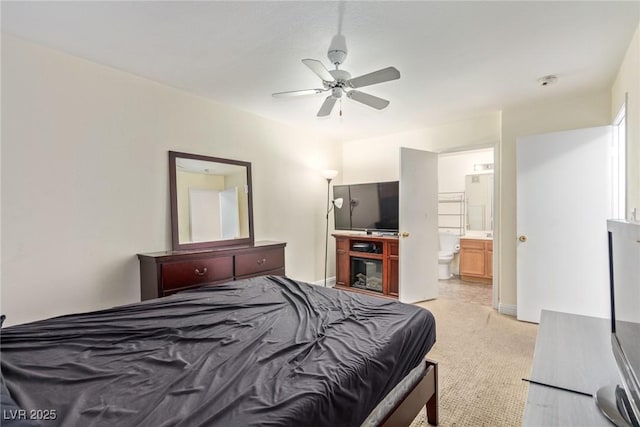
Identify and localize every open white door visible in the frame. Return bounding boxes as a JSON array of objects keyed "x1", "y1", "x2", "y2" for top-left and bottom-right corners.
[
  {"x1": 516, "y1": 126, "x2": 613, "y2": 323},
  {"x1": 399, "y1": 147, "x2": 439, "y2": 303},
  {"x1": 219, "y1": 187, "x2": 240, "y2": 239},
  {"x1": 189, "y1": 189, "x2": 221, "y2": 242}
]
